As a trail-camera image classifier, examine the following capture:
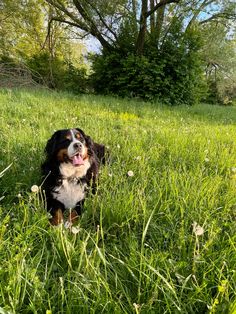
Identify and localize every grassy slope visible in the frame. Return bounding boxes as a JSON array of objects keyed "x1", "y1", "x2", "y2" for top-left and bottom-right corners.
[{"x1": 0, "y1": 88, "x2": 236, "y2": 314}]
